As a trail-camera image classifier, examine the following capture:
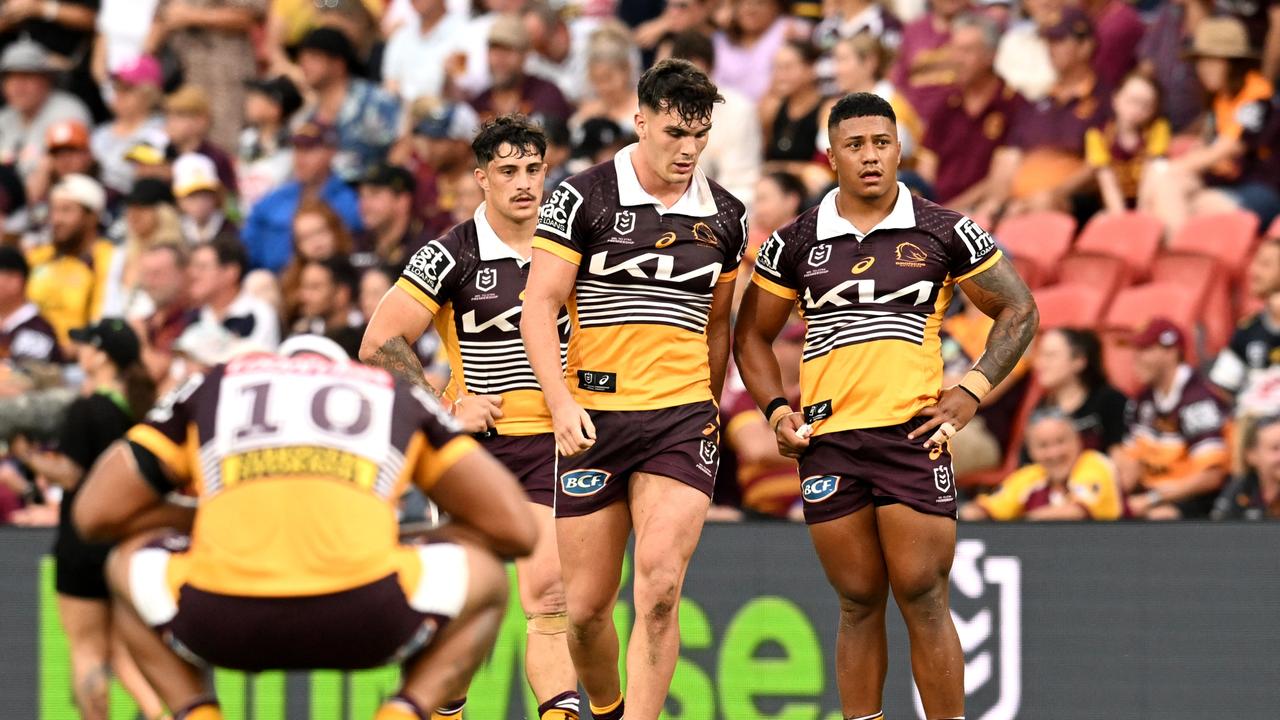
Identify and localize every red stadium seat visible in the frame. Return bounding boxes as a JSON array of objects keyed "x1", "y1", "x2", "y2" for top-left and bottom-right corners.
[
  {"x1": 1167, "y1": 211, "x2": 1260, "y2": 278},
  {"x1": 1033, "y1": 283, "x2": 1108, "y2": 329},
  {"x1": 1103, "y1": 282, "x2": 1202, "y2": 361},
  {"x1": 958, "y1": 381, "x2": 1045, "y2": 490},
  {"x1": 995, "y1": 211, "x2": 1077, "y2": 283},
  {"x1": 1151, "y1": 252, "x2": 1232, "y2": 356},
  {"x1": 1057, "y1": 252, "x2": 1132, "y2": 304},
  {"x1": 1075, "y1": 211, "x2": 1165, "y2": 280}
]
